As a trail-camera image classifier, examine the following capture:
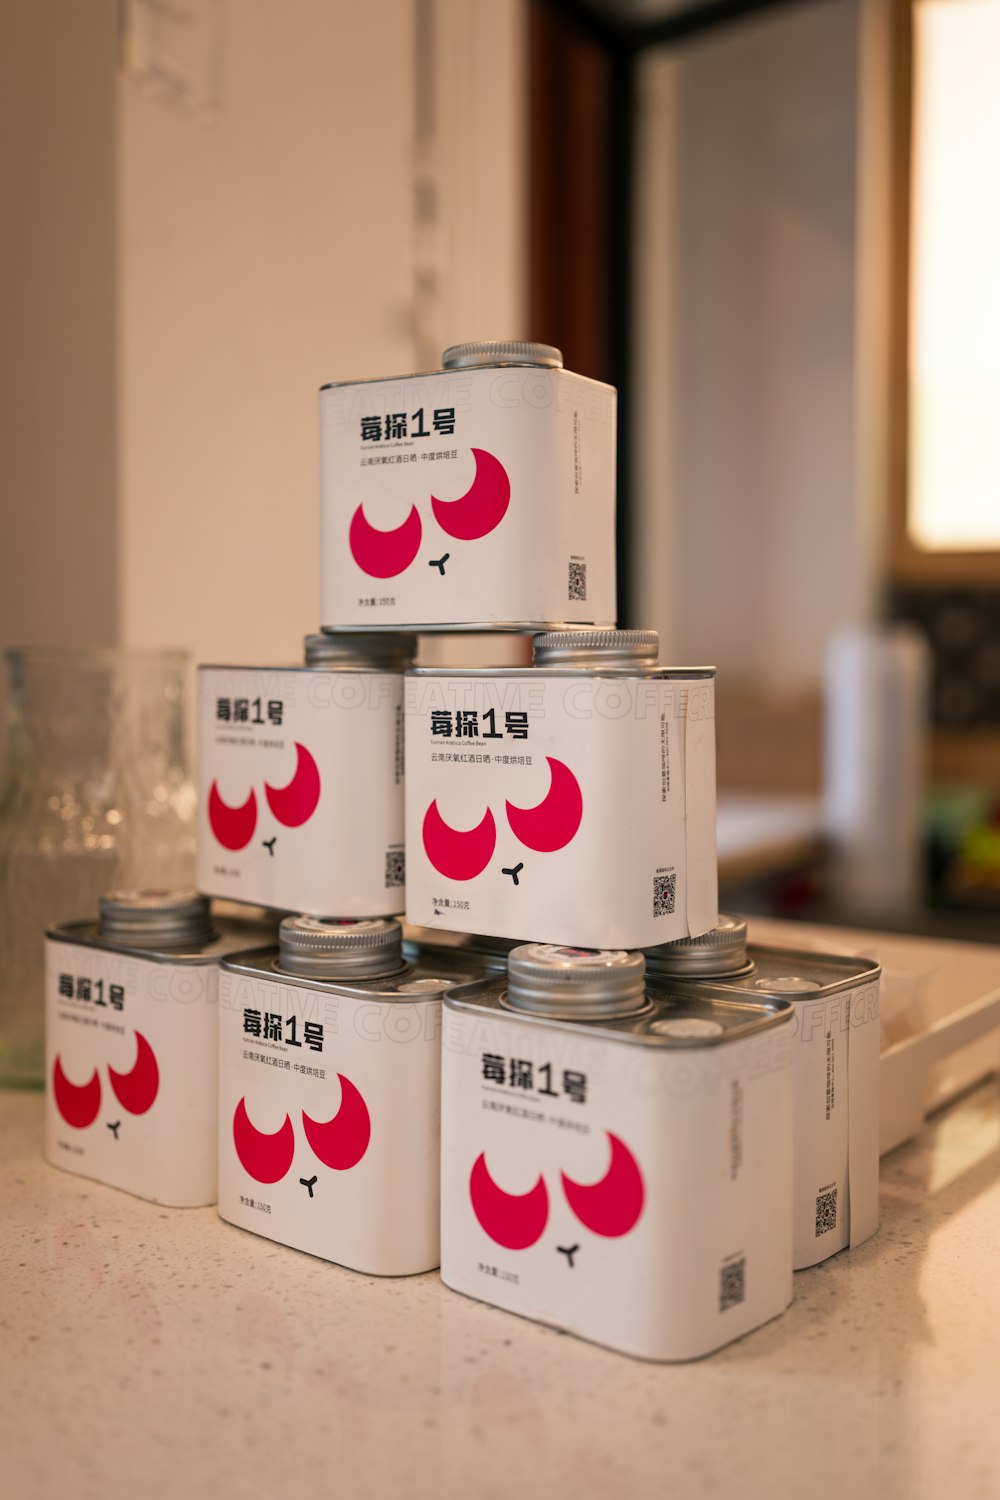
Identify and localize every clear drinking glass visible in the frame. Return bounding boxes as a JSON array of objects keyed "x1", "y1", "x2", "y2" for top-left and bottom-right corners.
[{"x1": 0, "y1": 648, "x2": 196, "y2": 1085}]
